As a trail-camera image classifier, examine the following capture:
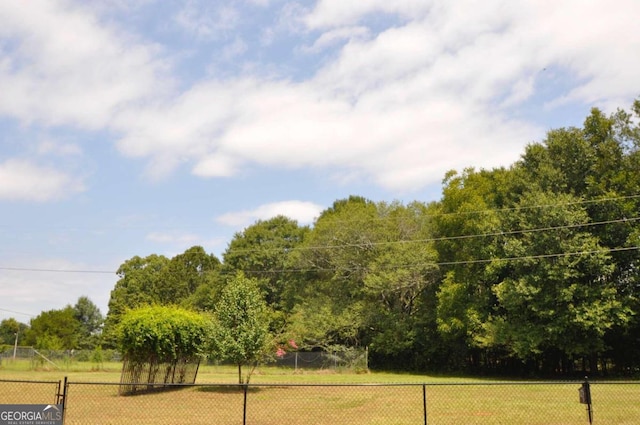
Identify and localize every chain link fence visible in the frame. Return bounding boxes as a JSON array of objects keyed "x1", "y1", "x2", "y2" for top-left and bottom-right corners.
[
  {"x1": 270, "y1": 349, "x2": 369, "y2": 371},
  {"x1": 2, "y1": 379, "x2": 639, "y2": 424},
  {"x1": 0, "y1": 379, "x2": 63, "y2": 404}
]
